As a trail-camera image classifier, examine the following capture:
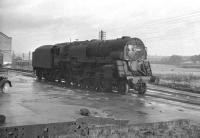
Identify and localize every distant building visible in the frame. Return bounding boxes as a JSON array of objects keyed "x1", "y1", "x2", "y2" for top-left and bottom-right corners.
[{"x1": 0, "y1": 32, "x2": 12, "y2": 63}]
